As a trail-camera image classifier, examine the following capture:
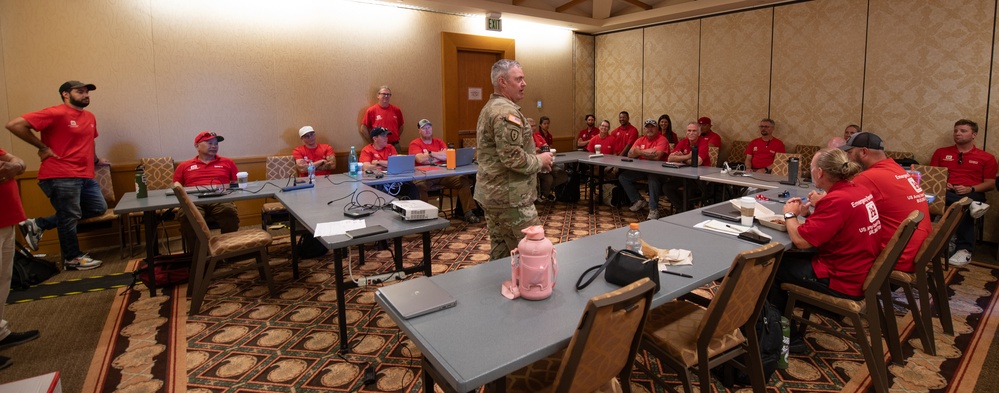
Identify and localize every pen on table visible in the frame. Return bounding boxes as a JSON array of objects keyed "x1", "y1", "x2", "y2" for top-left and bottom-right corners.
[{"x1": 660, "y1": 269, "x2": 693, "y2": 278}]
